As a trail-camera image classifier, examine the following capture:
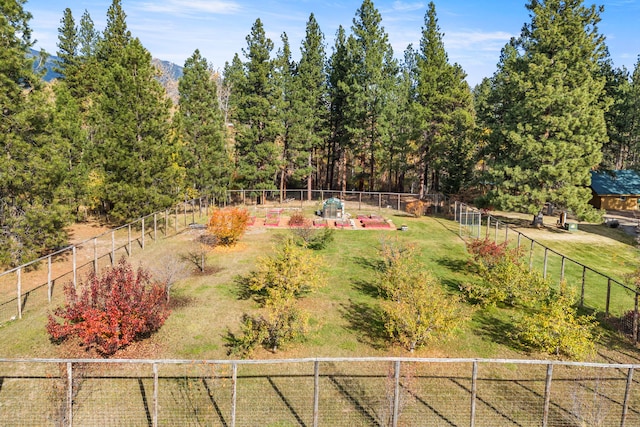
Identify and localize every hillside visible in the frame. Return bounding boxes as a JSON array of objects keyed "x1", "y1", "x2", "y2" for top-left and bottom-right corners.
[{"x1": 29, "y1": 48, "x2": 183, "y2": 84}]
